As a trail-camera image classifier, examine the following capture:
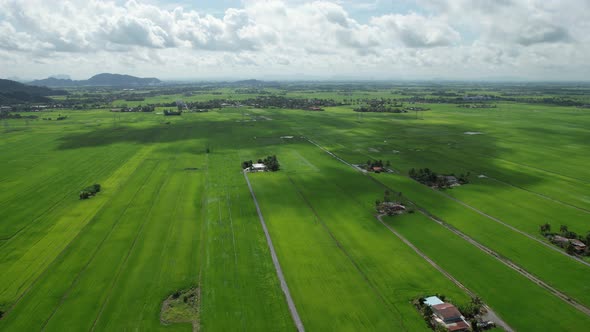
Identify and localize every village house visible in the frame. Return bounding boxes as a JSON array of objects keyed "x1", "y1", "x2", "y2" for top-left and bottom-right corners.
[
  {"x1": 424, "y1": 296, "x2": 470, "y2": 332},
  {"x1": 249, "y1": 163, "x2": 267, "y2": 172},
  {"x1": 378, "y1": 202, "x2": 406, "y2": 215},
  {"x1": 552, "y1": 235, "x2": 587, "y2": 253}
]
